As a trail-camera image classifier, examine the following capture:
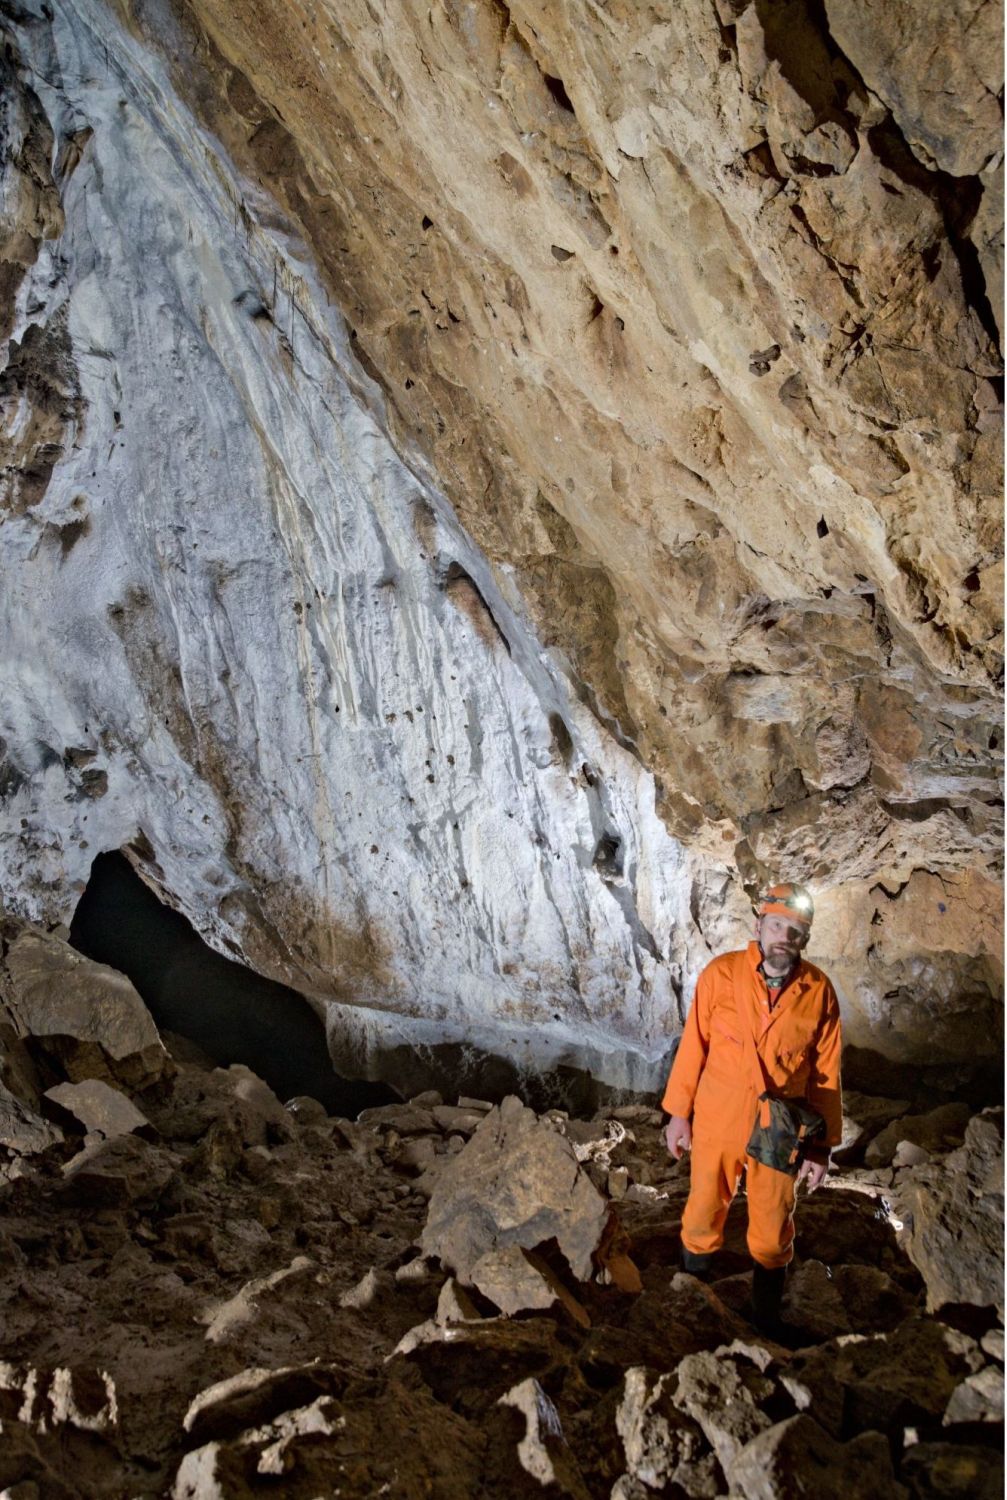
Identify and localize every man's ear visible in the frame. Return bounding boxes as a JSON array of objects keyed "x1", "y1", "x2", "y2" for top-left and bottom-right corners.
[{"x1": 796, "y1": 928, "x2": 810, "y2": 950}]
